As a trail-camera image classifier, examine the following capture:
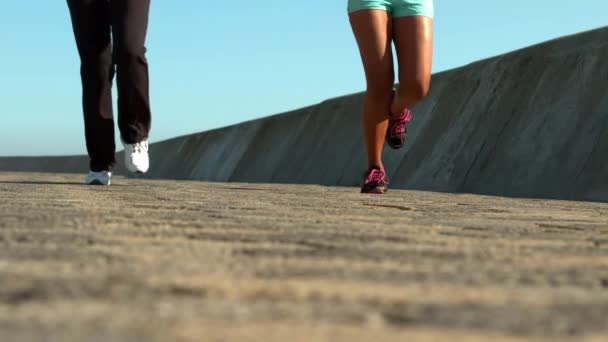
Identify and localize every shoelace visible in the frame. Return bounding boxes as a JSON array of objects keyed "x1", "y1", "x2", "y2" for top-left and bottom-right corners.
[
  {"x1": 365, "y1": 169, "x2": 386, "y2": 185},
  {"x1": 131, "y1": 141, "x2": 148, "y2": 154},
  {"x1": 389, "y1": 109, "x2": 413, "y2": 138}
]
